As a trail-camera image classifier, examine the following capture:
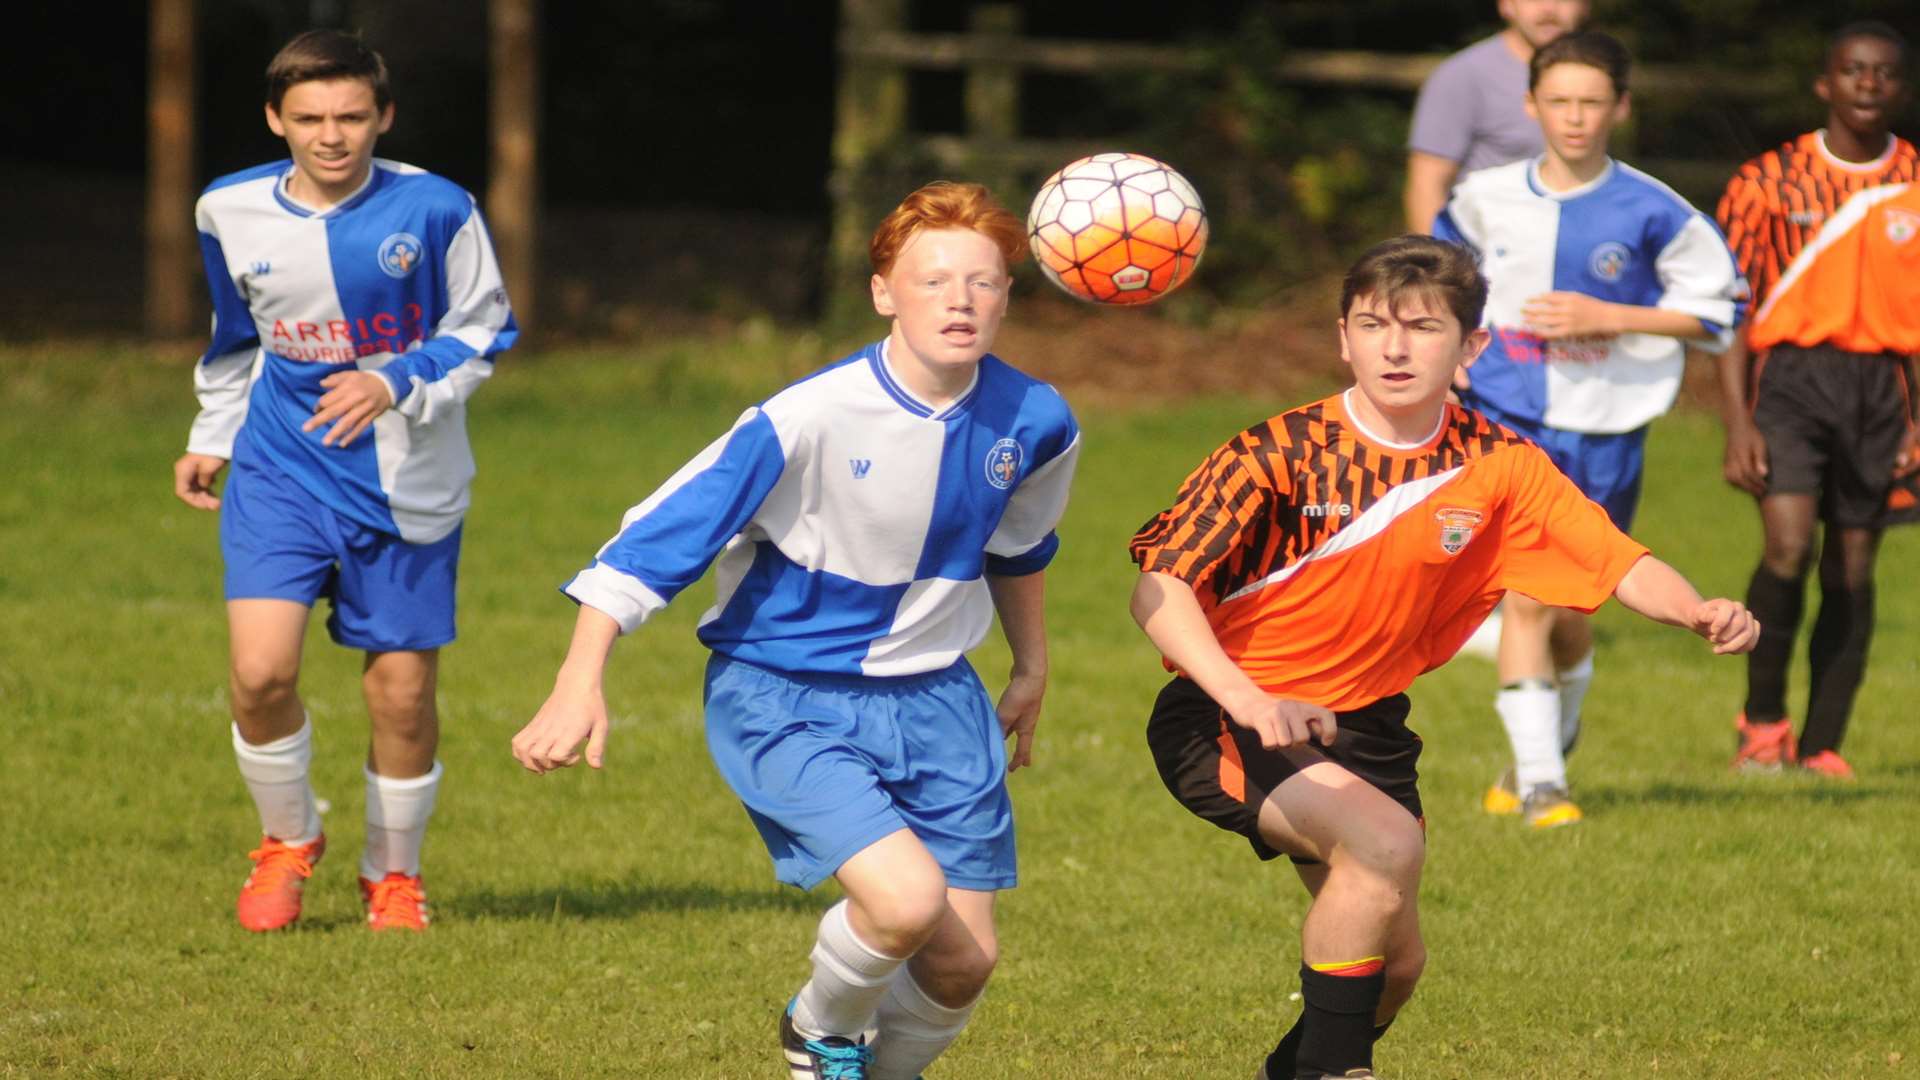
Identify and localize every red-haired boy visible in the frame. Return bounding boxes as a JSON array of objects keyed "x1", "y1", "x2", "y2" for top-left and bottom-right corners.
[{"x1": 512, "y1": 182, "x2": 1081, "y2": 1080}]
